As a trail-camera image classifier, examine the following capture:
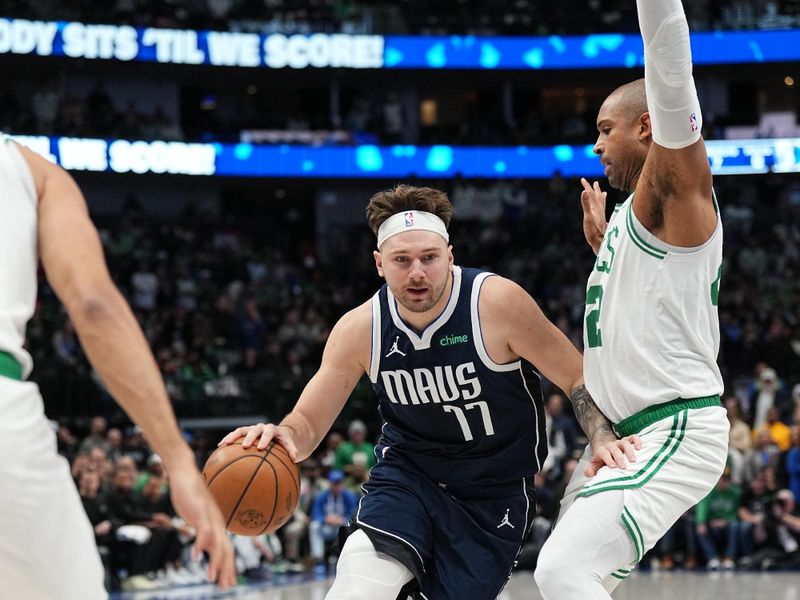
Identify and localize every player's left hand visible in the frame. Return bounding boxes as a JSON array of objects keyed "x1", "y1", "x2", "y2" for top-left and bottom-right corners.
[
  {"x1": 585, "y1": 435, "x2": 642, "y2": 478},
  {"x1": 580, "y1": 178, "x2": 608, "y2": 255}
]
